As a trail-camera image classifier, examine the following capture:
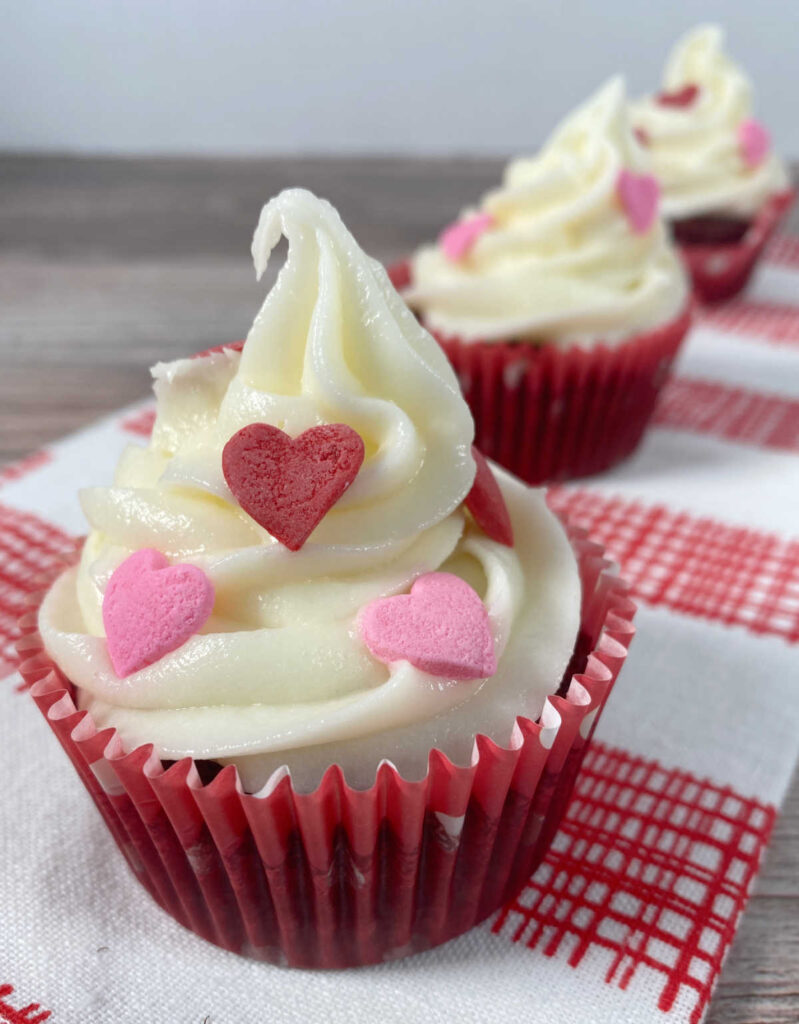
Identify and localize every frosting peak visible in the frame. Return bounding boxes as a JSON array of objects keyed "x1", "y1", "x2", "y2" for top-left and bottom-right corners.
[
  {"x1": 630, "y1": 25, "x2": 789, "y2": 219},
  {"x1": 518, "y1": 75, "x2": 631, "y2": 171},
  {"x1": 231, "y1": 188, "x2": 476, "y2": 545},
  {"x1": 405, "y1": 79, "x2": 687, "y2": 345}
]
